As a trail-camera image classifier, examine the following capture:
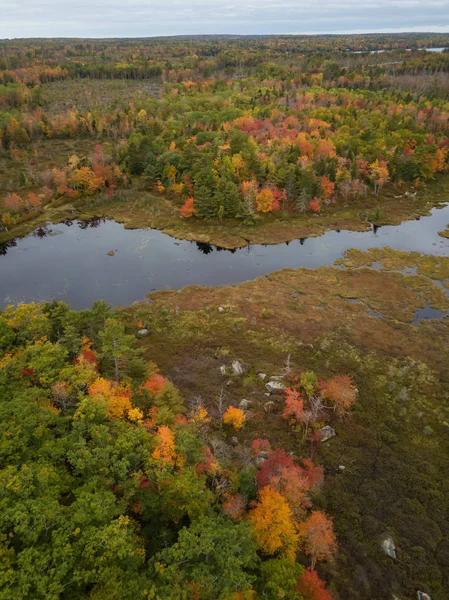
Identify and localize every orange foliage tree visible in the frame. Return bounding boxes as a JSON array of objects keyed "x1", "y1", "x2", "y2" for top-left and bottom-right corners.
[
  {"x1": 88, "y1": 377, "x2": 133, "y2": 420},
  {"x1": 283, "y1": 388, "x2": 304, "y2": 423},
  {"x1": 298, "y1": 511, "x2": 337, "y2": 569},
  {"x1": 320, "y1": 374, "x2": 357, "y2": 417},
  {"x1": 144, "y1": 374, "x2": 167, "y2": 395},
  {"x1": 268, "y1": 467, "x2": 311, "y2": 519},
  {"x1": 321, "y1": 176, "x2": 335, "y2": 200},
  {"x1": 152, "y1": 426, "x2": 177, "y2": 464},
  {"x1": 180, "y1": 197, "x2": 195, "y2": 217}
]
